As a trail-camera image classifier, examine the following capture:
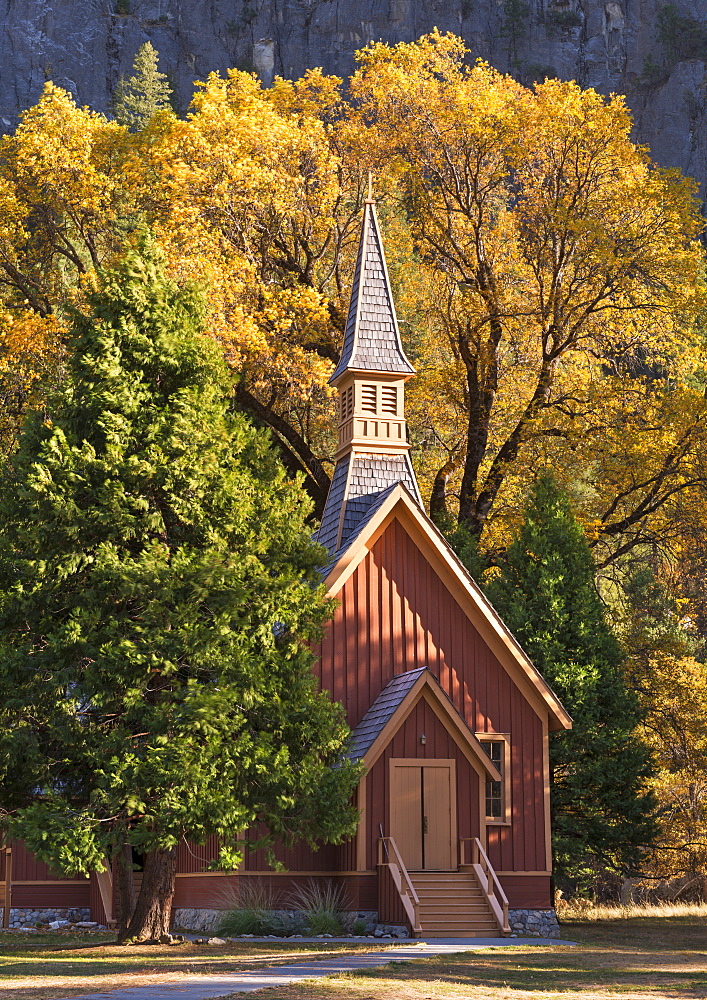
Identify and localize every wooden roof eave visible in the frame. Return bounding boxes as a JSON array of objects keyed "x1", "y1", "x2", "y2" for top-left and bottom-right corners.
[{"x1": 323, "y1": 484, "x2": 573, "y2": 733}]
